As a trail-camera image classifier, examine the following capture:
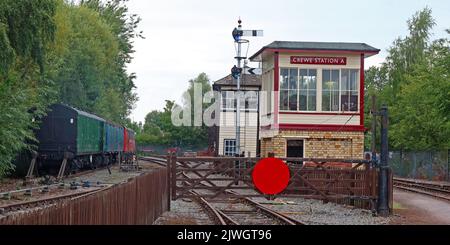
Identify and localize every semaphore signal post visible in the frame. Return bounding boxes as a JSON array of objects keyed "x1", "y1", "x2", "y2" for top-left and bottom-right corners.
[{"x1": 231, "y1": 19, "x2": 263, "y2": 156}]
